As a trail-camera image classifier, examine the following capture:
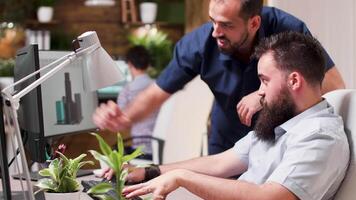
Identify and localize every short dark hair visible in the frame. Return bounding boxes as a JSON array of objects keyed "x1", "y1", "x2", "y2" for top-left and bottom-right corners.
[
  {"x1": 125, "y1": 45, "x2": 150, "y2": 70},
  {"x1": 239, "y1": 0, "x2": 263, "y2": 20},
  {"x1": 254, "y1": 32, "x2": 326, "y2": 86}
]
